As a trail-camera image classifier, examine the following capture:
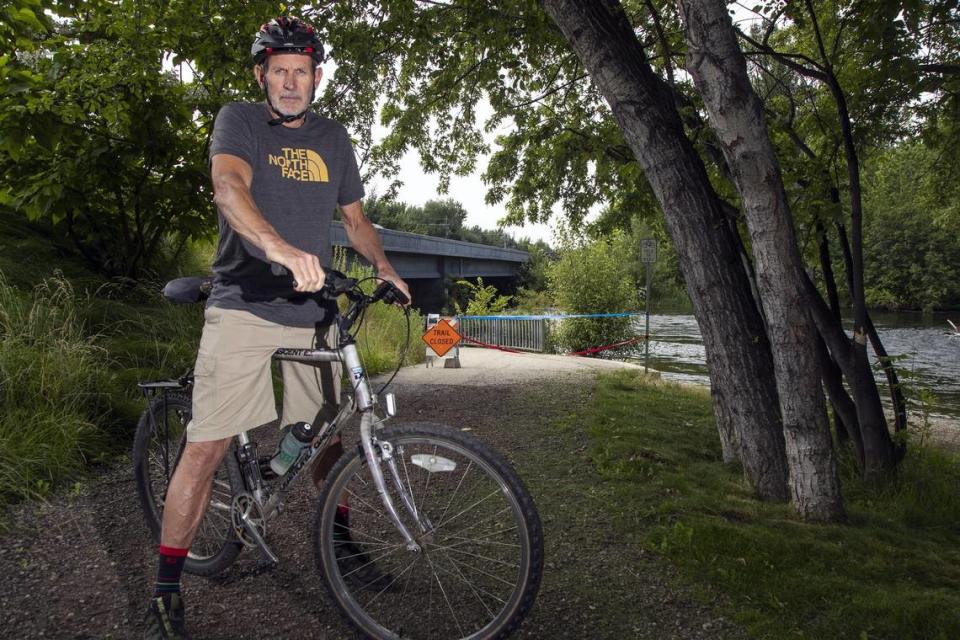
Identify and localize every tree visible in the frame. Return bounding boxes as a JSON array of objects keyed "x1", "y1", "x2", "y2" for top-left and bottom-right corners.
[
  {"x1": 453, "y1": 277, "x2": 511, "y2": 315},
  {"x1": 678, "y1": 0, "x2": 844, "y2": 516},
  {"x1": 731, "y1": 0, "x2": 942, "y2": 478},
  {"x1": 536, "y1": 0, "x2": 794, "y2": 505},
  {"x1": 0, "y1": 0, "x2": 257, "y2": 278},
  {"x1": 862, "y1": 141, "x2": 960, "y2": 310}
]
